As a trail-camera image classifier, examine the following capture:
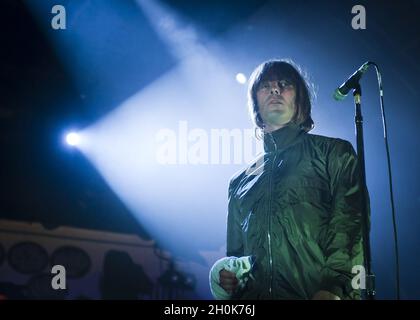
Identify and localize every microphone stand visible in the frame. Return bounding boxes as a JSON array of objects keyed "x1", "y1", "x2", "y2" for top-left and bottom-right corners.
[{"x1": 353, "y1": 84, "x2": 375, "y2": 300}]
